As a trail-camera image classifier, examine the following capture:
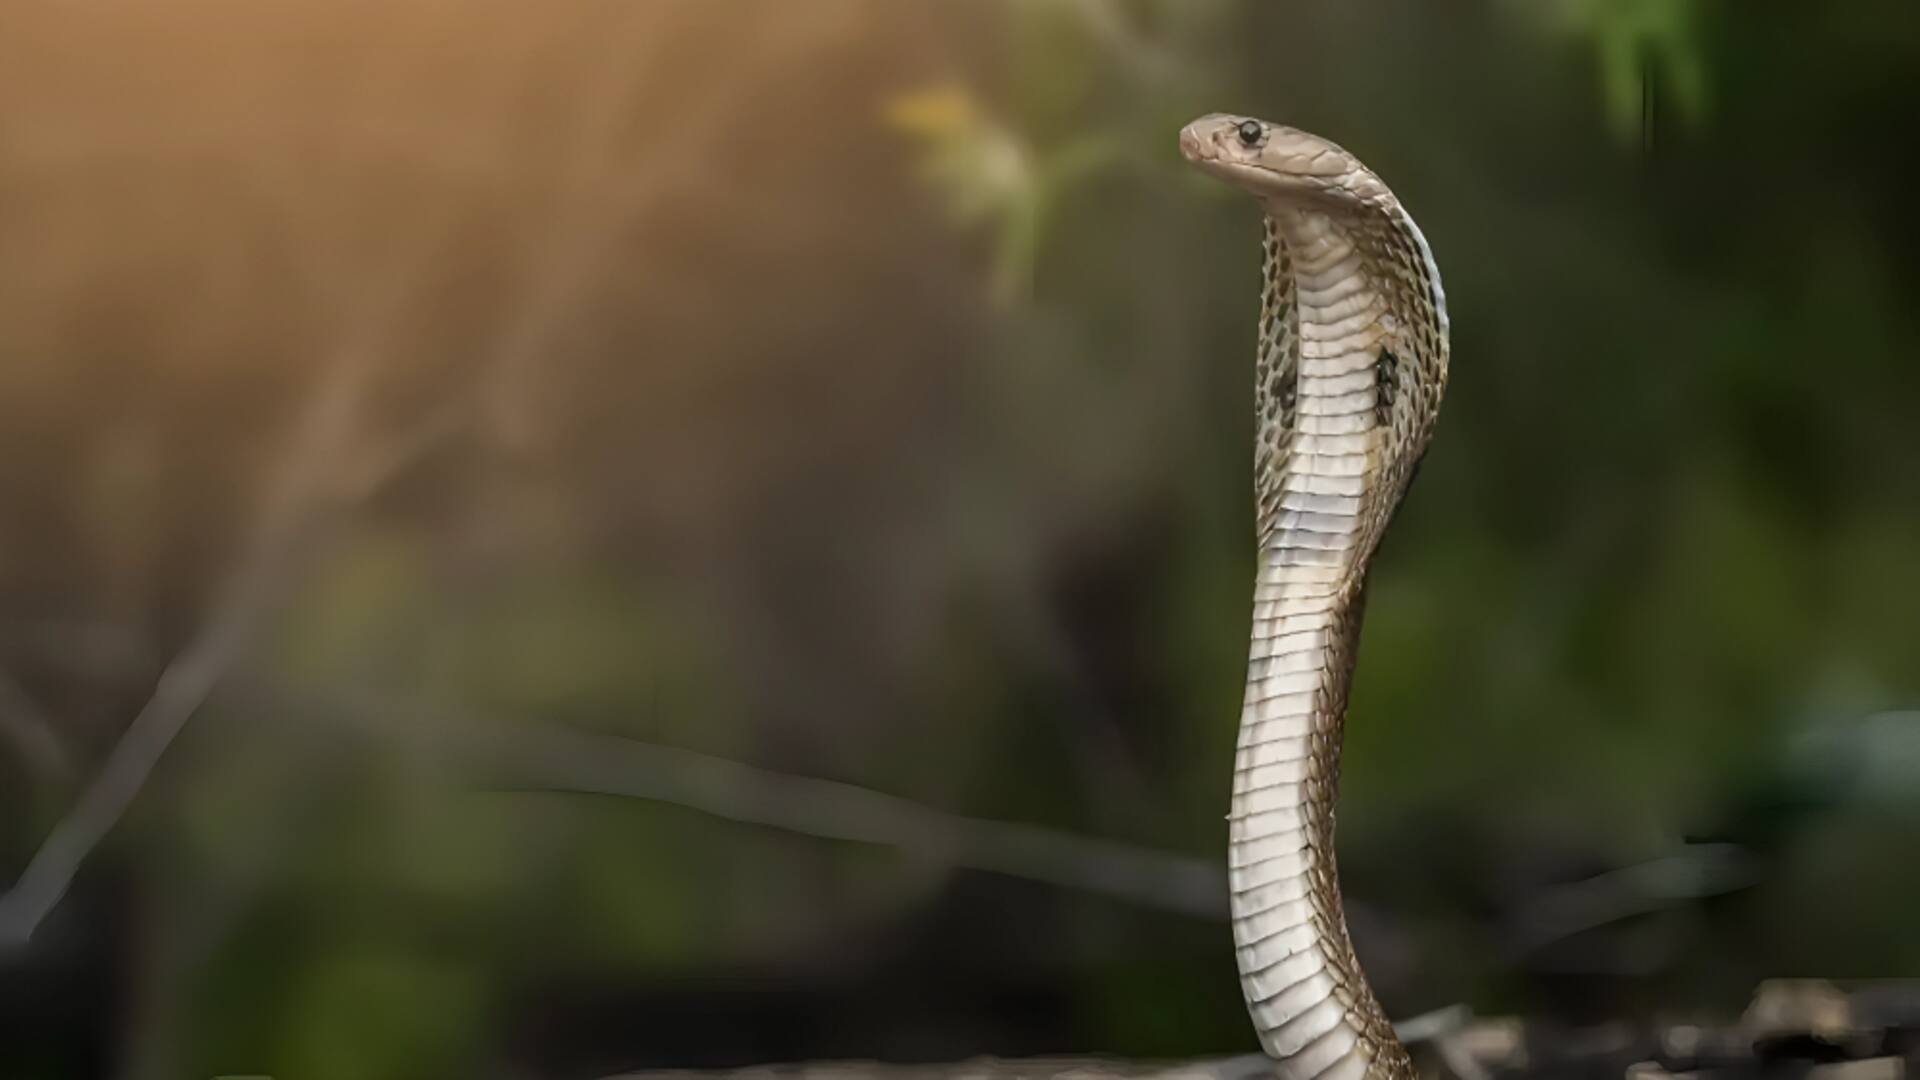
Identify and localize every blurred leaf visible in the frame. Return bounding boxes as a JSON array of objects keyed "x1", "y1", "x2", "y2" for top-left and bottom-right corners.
[
  {"x1": 1544, "y1": 0, "x2": 1712, "y2": 142},
  {"x1": 885, "y1": 84, "x2": 1034, "y2": 229},
  {"x1": 886, "y1": 84, "x2": 1042, "y2": 302}
]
